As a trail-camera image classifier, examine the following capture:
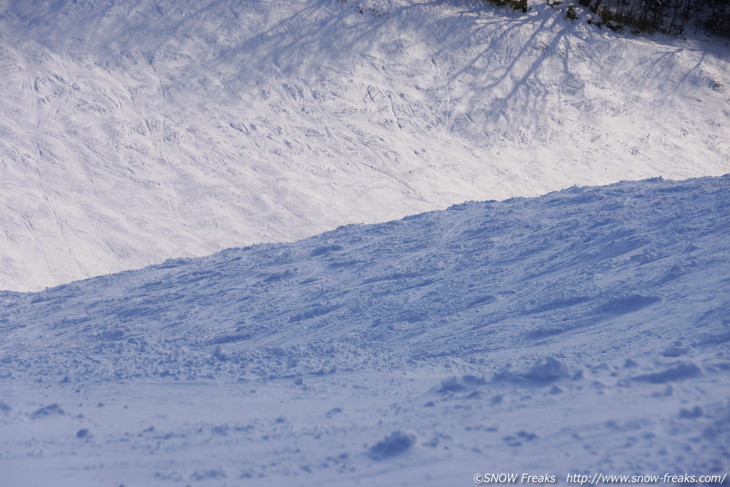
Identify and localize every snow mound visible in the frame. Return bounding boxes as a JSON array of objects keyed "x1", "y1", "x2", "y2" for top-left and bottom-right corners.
[
  {"x1": 30, "y1": 403, "x2": 65, "y2": 419},
  {"x1": 630, "y1": 362, "x2": 702, "y2": 384},
  {"x1": 524, "y1": 357, "x2": 569, "y2": 383},
  {"x1": 368, "y1": 431, "x2": 416, "y2": 460}
]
